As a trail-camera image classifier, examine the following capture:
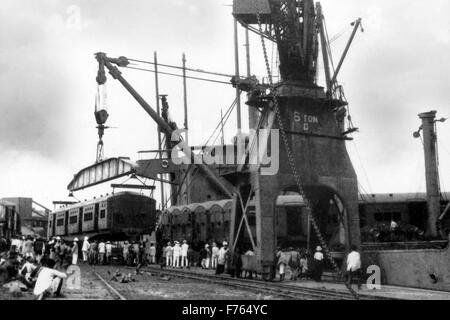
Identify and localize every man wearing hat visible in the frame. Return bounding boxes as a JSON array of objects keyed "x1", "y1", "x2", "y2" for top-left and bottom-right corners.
[
  {"x1": 313, "y1": 246, "x2": 324, "y2": 282},
  {"x1": 216, "y1": 241, "x2": 229, "y2": 275},
  {"x1": 172, "y1": 241, "x2": 181, "y2": 268},
  {"x1": 82, "y1": 237, "x2": 90, "y2": 262},
  {"x1": 164, "y1": 241, "x2": 173, "y2": 267},
  {"x1": 211, "y1": 242, "x2": 219, "y2": 269},
  {"x1": 71, "y1": 238, "x2": 79, "y2": 265},
  {"x1": 180, "y1": 240, "x2": 189, "y2": 268}
]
